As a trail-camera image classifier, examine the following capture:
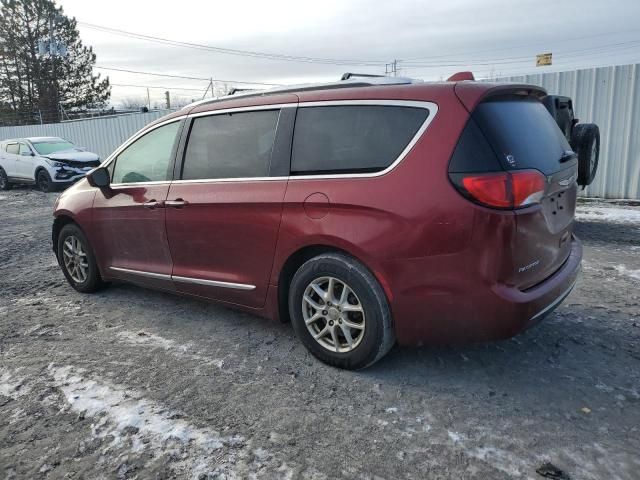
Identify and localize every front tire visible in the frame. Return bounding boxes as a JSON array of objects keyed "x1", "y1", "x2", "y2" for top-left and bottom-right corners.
[
  {"x1": 288, "y1": 253, "x2": 395, "y2": 369},
  {"x1": 57, "y1": 223, "x2": 105, "y2": 293},
  {"x1": 36, "y1": 169, "x2": 55, "y2": 193},
  {"x1": 0, "y1": 167, "x2": 11, "y2": 190}
]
